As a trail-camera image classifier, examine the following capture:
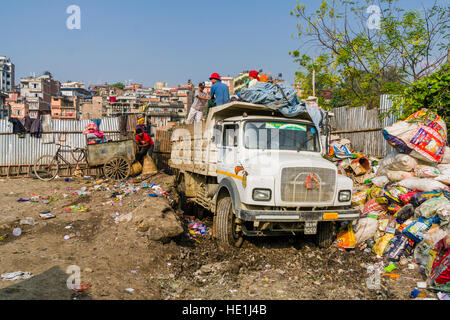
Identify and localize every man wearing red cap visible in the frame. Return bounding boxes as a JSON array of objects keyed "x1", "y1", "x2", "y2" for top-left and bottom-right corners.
[
  {"x1": 209, "y1": 72, "x2": 230, "y2": 106},
  {"x1": 248, "y1": 70, "x2": 260, "y2": 88}
]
